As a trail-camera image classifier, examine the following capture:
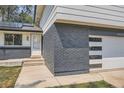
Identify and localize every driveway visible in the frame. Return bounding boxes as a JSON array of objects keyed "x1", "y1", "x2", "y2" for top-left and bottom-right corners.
[
  {"x1": 15, "y1": 64, "x2": 124, "y2": 88},
  {"x1": 100, "y1": 69, "x2": 124, "y2": 88}
]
